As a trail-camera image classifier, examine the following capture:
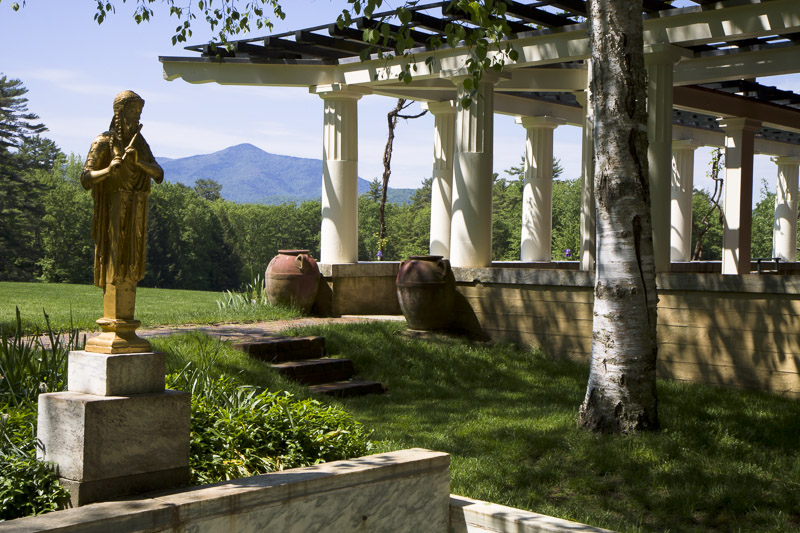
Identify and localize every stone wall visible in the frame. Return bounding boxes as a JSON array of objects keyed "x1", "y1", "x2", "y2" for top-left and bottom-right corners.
[
  {"x1": 312, "y1": 263, "x2": 800, "y2": 396},
  {"x1": 450, "y1": 495, "x2": 614, "y2": 533},
  {"x1": 452, "y1": 267, "x2": 800, "y2": 397},
  {"x1": 6, "y1": 449, "x2": 613, "y2": 533},
  {"x1": 317, "y1": 262, "x2": 401, "y2": 316},
  {"x1": 6, "y1": 449, "x2": 450, "y2": 533}
]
